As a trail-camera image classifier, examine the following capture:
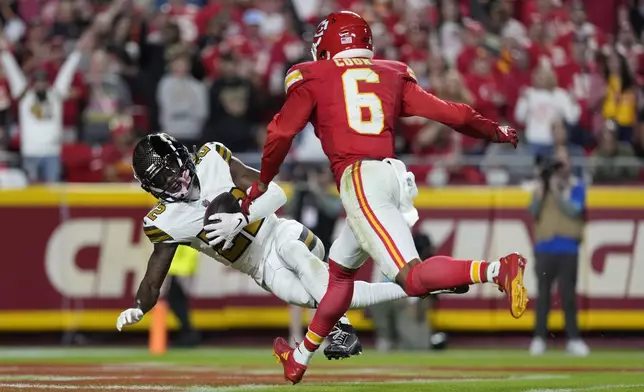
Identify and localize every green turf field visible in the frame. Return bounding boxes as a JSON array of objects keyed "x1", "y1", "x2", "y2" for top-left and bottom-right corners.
[{"x1": 0, "y1": 347, "x2": 642, "y2": 391}]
